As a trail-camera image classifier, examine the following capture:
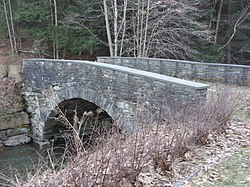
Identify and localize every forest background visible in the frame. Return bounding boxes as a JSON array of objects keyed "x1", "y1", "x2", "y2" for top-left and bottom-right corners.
[{"x1": 0, "y1": 0, "x2": 249, "y2": 65}]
